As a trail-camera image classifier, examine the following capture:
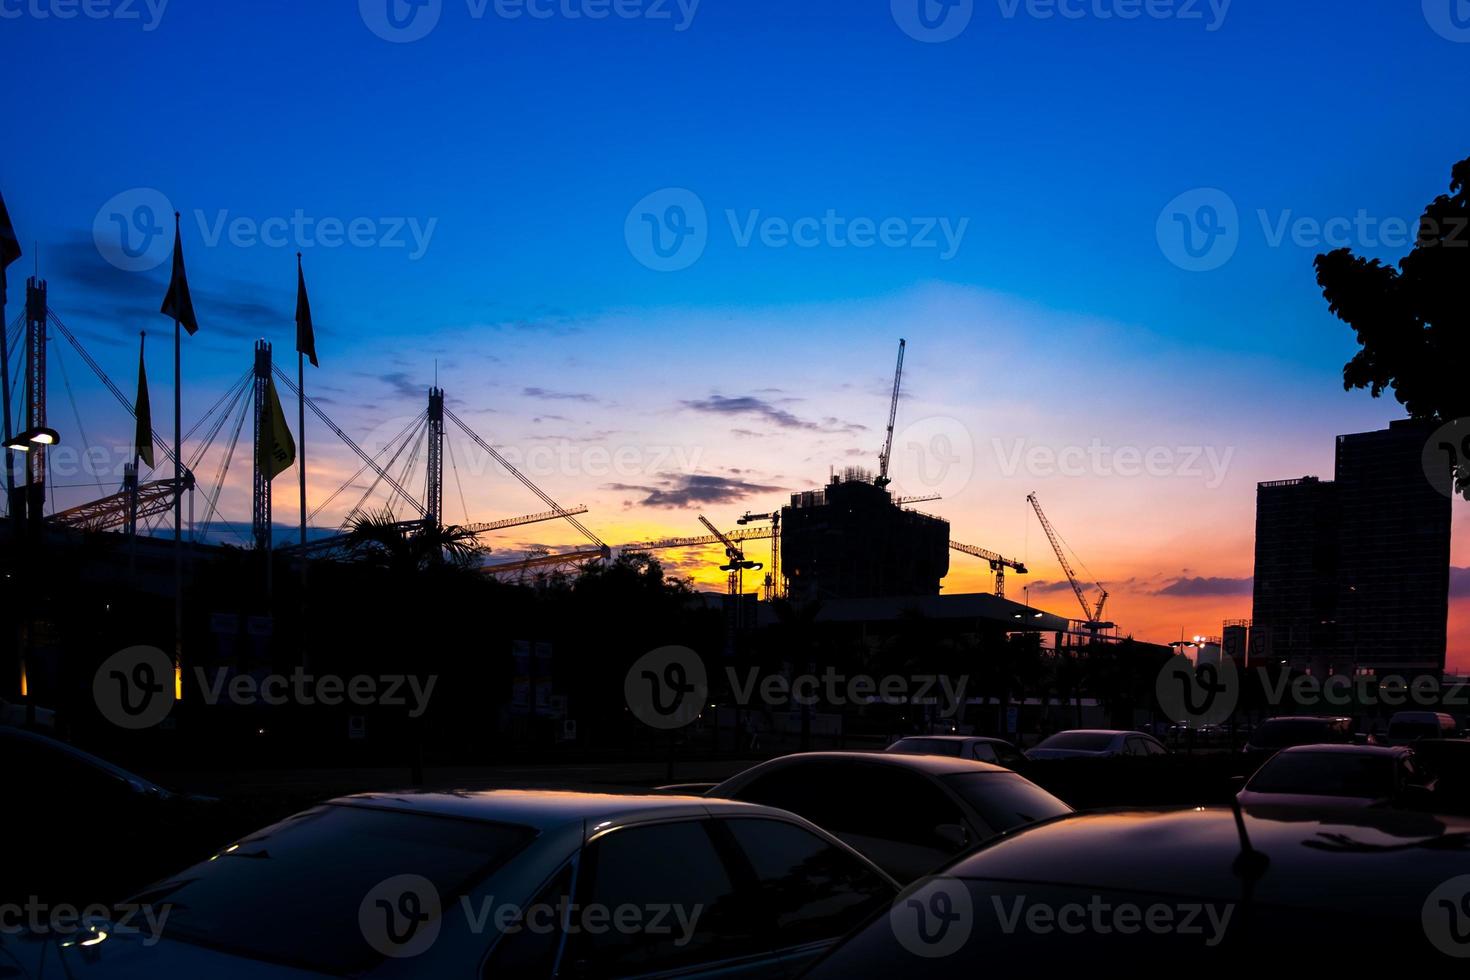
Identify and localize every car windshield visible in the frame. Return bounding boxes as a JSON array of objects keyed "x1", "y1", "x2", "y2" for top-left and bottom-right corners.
[
  {"x1": 1249, "y1": 720, "x2": 1334, "y2": 748},
  {"x1": 940, "y1": 773, "x2": 1071, "y2": 832},
  {"x1": 1035, "y1": 733, "x2": 1114, "y2": 751},
  {"x1": 889, "y1": 739, "x2": 963, "y2": 757},
  {"x1": 1247, "y1": 752, "x2": 1395, "y2": 798},
  {"x1": 130, "y1": 804, "x2": 536, "y2": 975}
]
